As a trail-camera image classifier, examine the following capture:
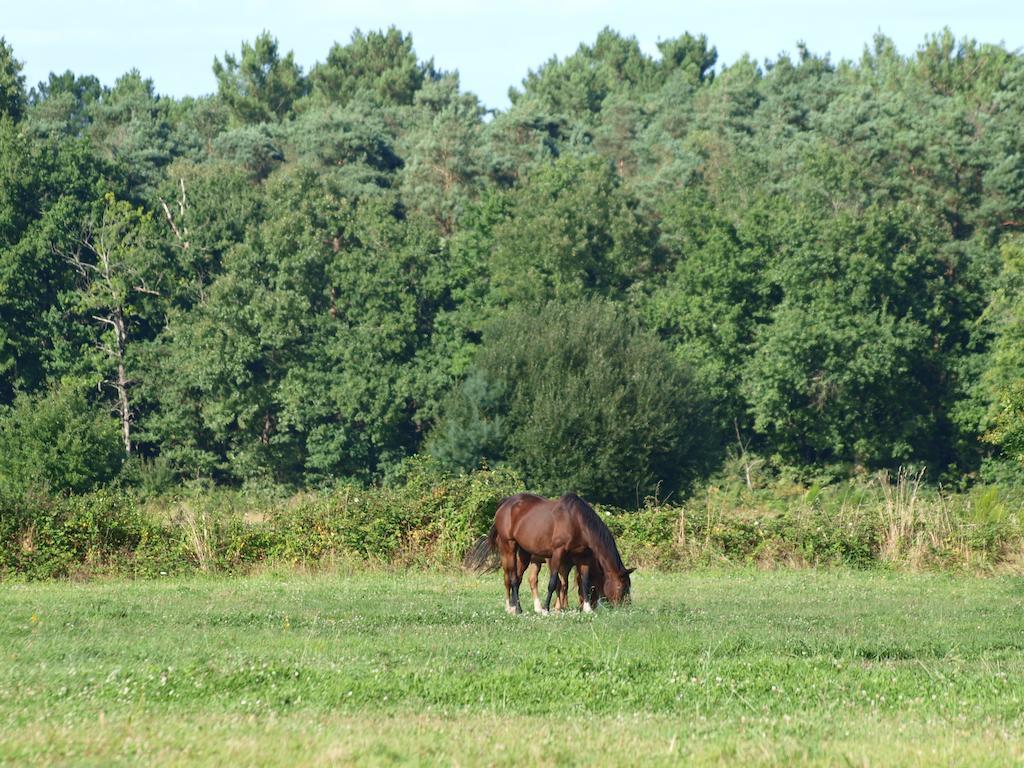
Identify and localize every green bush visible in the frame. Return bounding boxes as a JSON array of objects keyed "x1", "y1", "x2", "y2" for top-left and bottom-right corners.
[
  {"x1": 0, "y1": 382, "x2": 123, "y2": 496},
  {"x1": 0, "y1": 487, "x2": 152, "y2": 579},
  {"x1": 0, "y1": 490, "x2": 74, "y2": 579},
  {"x1": 259, "y1": 459, "x2": 519, "y2": 566},
  {"x1": 986, "y1": 381, "x2": 1024, "y2": 465},
  {"x1": 430, "y1": 299, "x2": 715, "y2": 506}
]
